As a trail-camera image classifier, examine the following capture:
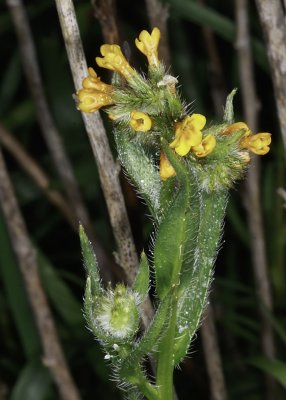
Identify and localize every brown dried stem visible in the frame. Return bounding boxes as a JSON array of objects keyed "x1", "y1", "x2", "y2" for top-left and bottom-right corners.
[
  {"x1": 235, "y1": 0, "x2": 275, "y2": 396},
  {"x1": 54, "y1": 0, "x2": 138, "y2": 284},
  {"x1": 0, "y1": 147, "x2": 81, "y2": 400},
  {"x1": 255, "y1": 0, "x2": 286, "y2": 156},
  {"x1": 277, "y1": 187, "x2": 286, "y2": 209},
  {"x1": 6, "y1": 0, "x2": 100, "y2": 271},
  {"x1": 0, "y1": 122, "x2": 117, "y2": 282},
  {"x1": 91, "y1": 0, "x2": 120, "y2": 44},
  {"x1": 0, "y1": 123, "x2": 76, "y2": 229},
  {"x1": 201, "y1": 304, "x2": 227, "y2": 400},
  {"x1": 145, "y1": 0, "x2": 171, "y2": 67}
]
